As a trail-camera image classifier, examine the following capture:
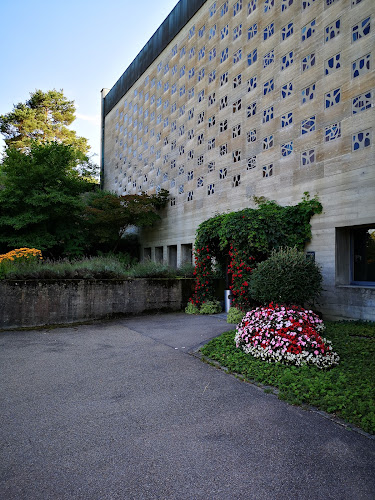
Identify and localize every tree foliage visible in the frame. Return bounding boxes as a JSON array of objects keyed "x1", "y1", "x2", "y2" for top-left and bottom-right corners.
[
  {"x1": 0, "y1": 142, "x2": 93, "y2": 256},
  {"x1": 0, "y1": 89, "x2": 89, "y2": 154},
  {"x1": 83, "y1": 189, "x2": 169, "y2": 253}
]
